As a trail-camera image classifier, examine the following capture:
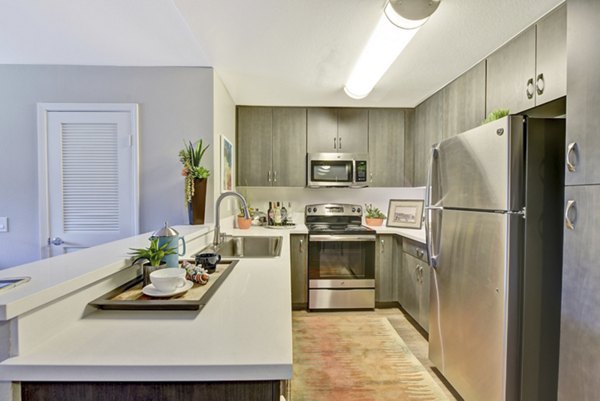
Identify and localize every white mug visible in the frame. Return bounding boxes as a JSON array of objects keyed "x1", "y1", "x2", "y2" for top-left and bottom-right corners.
[{"x1": 150, "y1": 268, "x2": 186, "y2": 293}]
